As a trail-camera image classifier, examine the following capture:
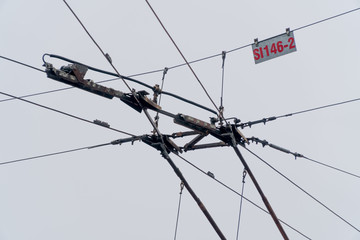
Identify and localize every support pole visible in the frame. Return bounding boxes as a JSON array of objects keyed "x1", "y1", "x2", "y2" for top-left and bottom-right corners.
[
  {"x1": 161, "y1": 147, "x2": 227, "y2": 240},
  {"x1": 142, "y1": 109, "x2": 226, "y2": 239},
  {"x1": 233, "y1": 146, "x2": 289, "y2": 240}
]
